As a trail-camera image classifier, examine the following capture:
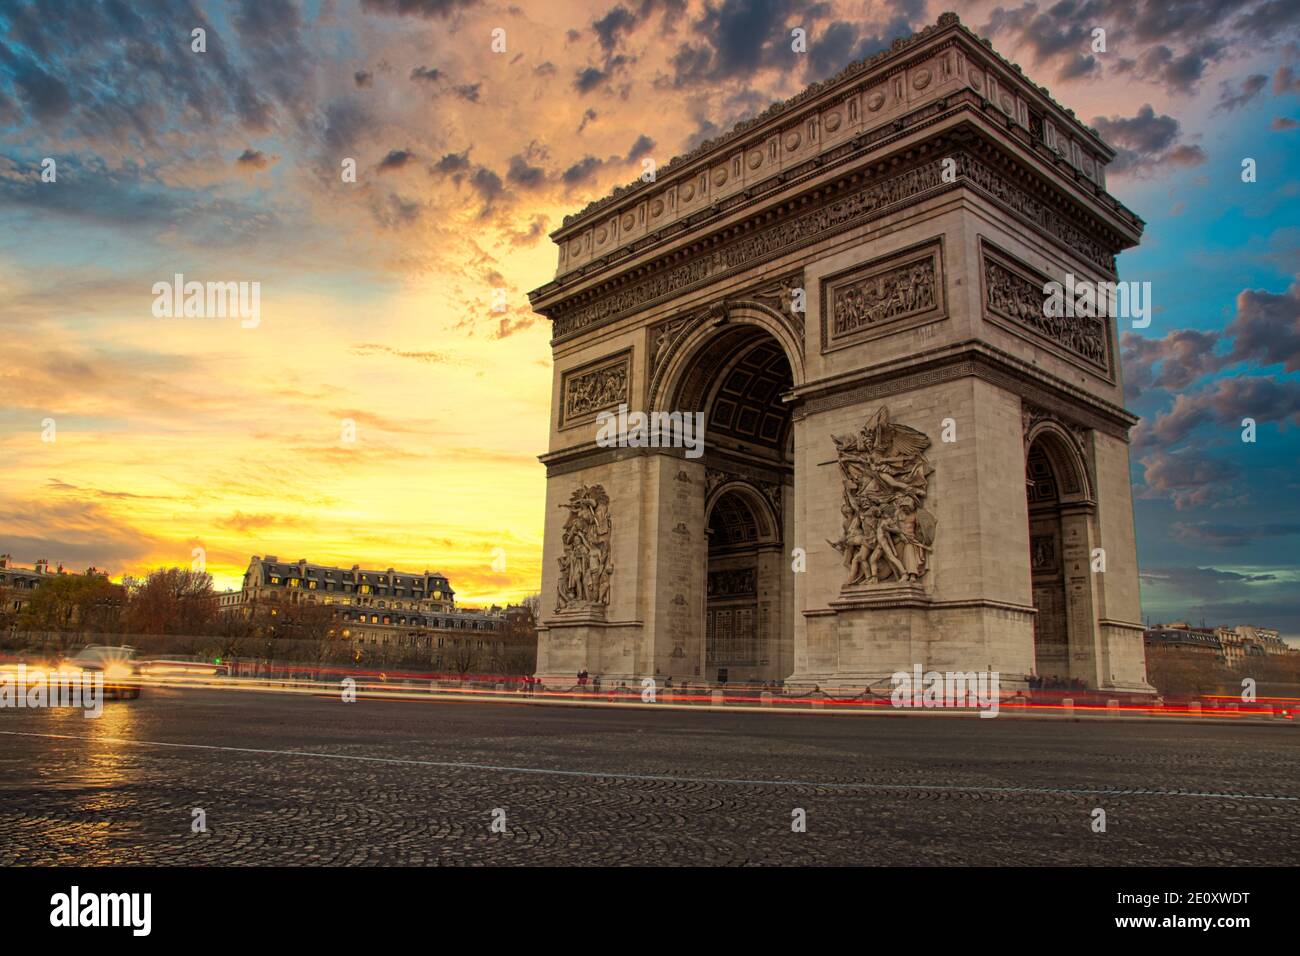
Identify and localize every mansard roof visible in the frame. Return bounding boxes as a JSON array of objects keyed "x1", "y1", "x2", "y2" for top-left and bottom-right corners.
[{"x1": 251, "y1": 556, "x2": 452, "y2": 591}]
